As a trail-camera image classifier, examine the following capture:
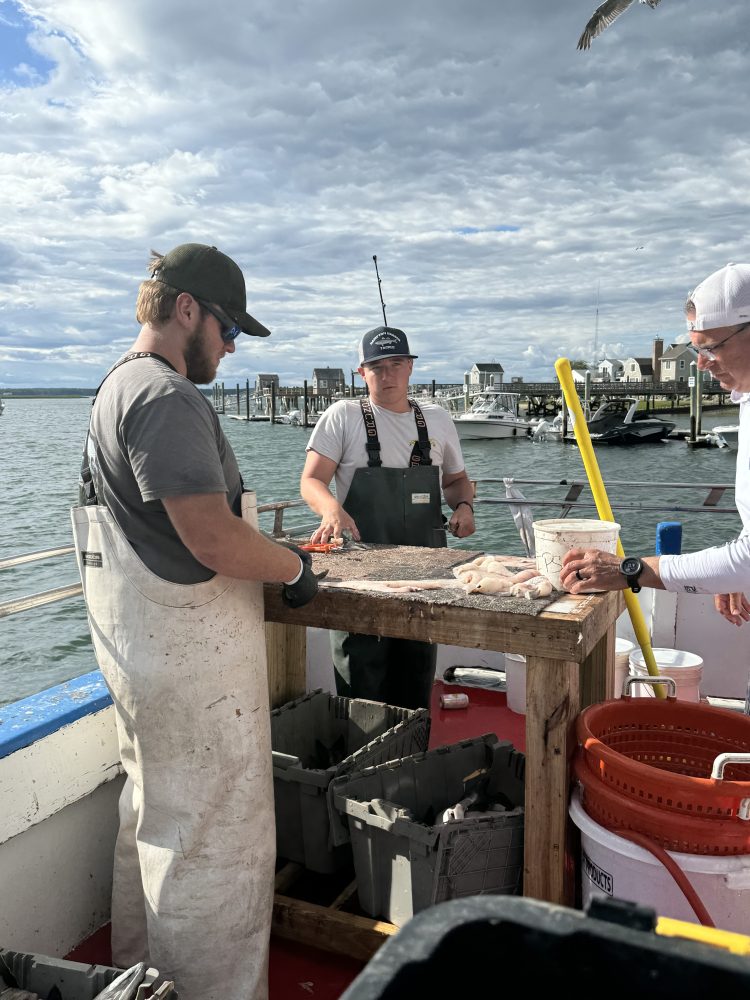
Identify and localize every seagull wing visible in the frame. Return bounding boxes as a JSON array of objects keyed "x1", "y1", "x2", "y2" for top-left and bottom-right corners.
[{"x1": 577, "y1": 0, "x2": 636, "y2": 50}]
